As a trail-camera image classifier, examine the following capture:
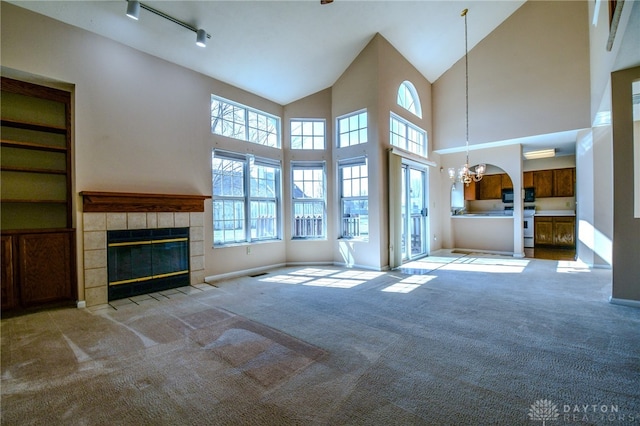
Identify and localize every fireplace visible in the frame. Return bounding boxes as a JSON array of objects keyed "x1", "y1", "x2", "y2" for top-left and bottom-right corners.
[
  {"x1": 80, "y1": 191, "x2": 210, "y2": 307},
  {"x1": 107, "y1": 227, "x2": 189, "y2": 300}
]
